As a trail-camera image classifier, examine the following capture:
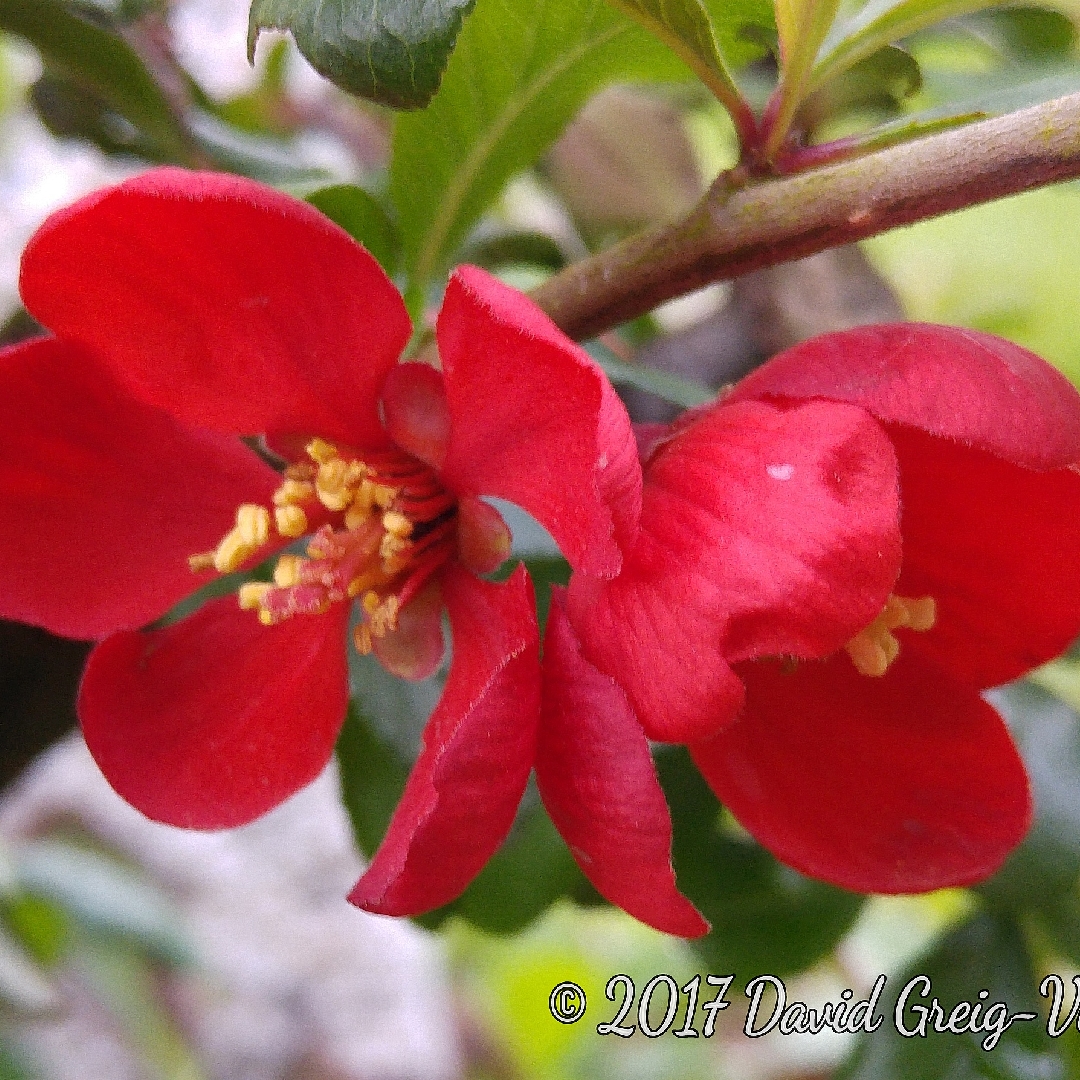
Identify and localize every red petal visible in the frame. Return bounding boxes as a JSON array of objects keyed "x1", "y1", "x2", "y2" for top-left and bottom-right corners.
[
  {"x1": 20, "y1": 168, "x2": 410, "y2": 445},
  {"x1": 79, "y1": 597, "x2": 350, "y2": 828},
  {"x1": 380, "y1": 362, "x2": 451, "y2": 469},
  {"x1": 0, "y1": 338, "x2": 279, "y2": 639},
  {"x1": 349, "y1": 564, "x2": 540, "y2": 915},
  {"x1": 537, "y1": 593, "x2": 708, "y2": 937},
  {"x1": 891, "y1": 425, "x2": 1080, "y2": 688},
  {"x1": 567, "y1": 398, "x2": 901, "y2": 743},
  {"x1": 436, "y1": 266, "x2": 640, "y2": 577},
  {"x1": 372, "y1": 579, "x2": 446, "y2": 681},
  {"x1": 692, "y1": 653, "x2": 1031, "y2": 893},
  {"x1": 731, "y1": 324, "x2": 1080, "y2": 469}
]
